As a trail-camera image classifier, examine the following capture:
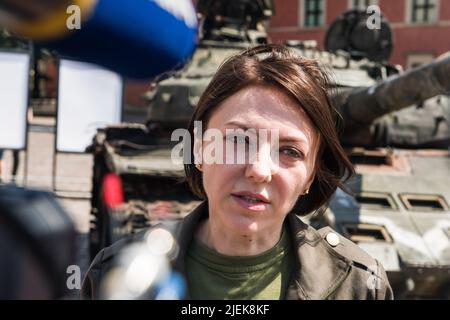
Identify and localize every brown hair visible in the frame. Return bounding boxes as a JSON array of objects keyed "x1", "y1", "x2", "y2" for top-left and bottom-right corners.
[{"x1": 184, "y1": 44, "x2": 354, "y2": 216}]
